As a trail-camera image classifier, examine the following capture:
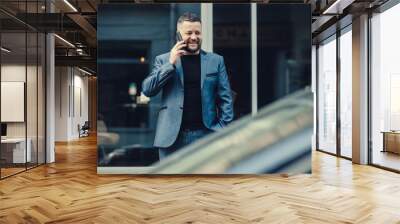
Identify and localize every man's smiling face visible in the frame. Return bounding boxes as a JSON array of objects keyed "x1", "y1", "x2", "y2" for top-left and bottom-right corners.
[{"x1": 178, "y1": 21, "x2": 202, "y2": 54}]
